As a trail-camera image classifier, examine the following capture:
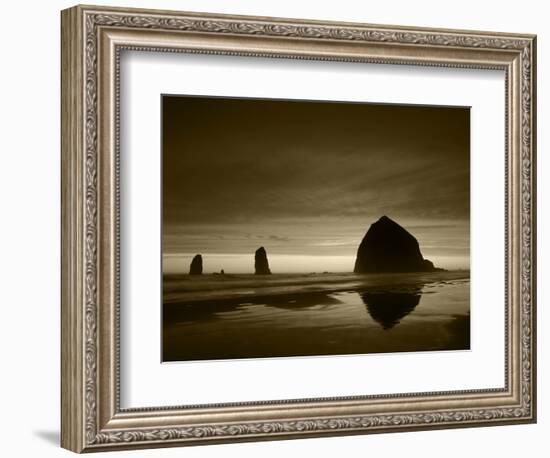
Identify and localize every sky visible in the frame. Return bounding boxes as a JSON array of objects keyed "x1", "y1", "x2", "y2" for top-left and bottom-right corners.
[{"x1": 162, "y1": 95, "x2": 470, "y2": 273}]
